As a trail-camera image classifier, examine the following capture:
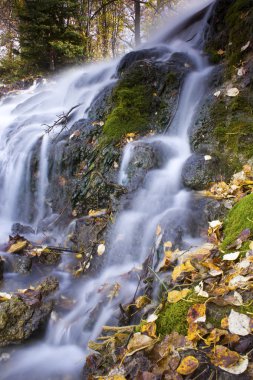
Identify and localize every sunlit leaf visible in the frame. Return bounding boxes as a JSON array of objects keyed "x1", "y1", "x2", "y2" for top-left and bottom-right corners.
[
  {"x1": 228, "y1": 309, "x2": 251, "y2": 336},
  {"x1": 176, "y1": 356, "x2": 199, "y2": 375},
  {"x1": 167, "y1": 288, "x2": 190, "y2": 303}
]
